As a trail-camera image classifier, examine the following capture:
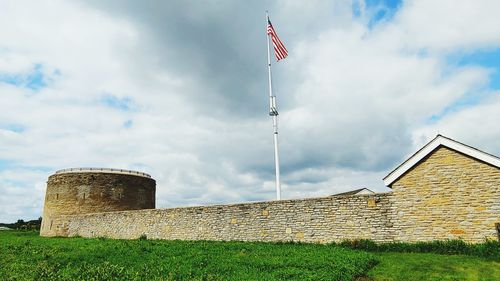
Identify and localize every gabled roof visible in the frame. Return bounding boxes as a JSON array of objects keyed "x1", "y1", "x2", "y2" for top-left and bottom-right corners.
[
  {"x1": 332, "y1": 188, "x2": 375, "y2": 196},
  {"x1": 383, "y1": 135, "x2": 500, "y2": 187}
]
